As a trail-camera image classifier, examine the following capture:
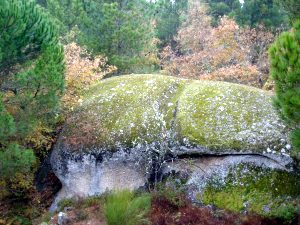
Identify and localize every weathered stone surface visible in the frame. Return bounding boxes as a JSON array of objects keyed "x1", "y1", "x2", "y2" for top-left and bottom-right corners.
[
  {"x1": 162, "y1": 154, "x2": 293, "y2": 199},
  {"x1": 58, "y1": 74, "x2": 290, "y2": 154},
  {"x1": 50, "y1": 74, "x2": 297, "y2": 213},
  {"x1": 50, "y1": 147, "x2": 149, "y2": 211},
  {"x1": 162, "y1": 155, "x2": 300, "y2": 219}
]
